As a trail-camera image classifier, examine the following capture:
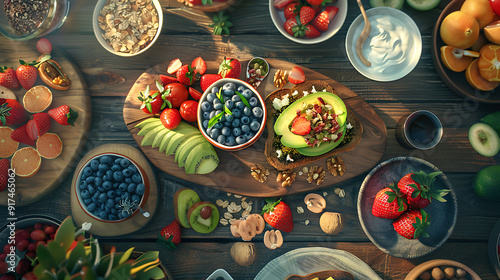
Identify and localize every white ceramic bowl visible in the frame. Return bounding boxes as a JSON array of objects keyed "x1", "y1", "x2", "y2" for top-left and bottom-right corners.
[
  {"x1": 269, "y1": 0, "x2": 348, "y2": 44},
  {"x1": 92, "y1": 0, "x2": 163, "y2": 56}
]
